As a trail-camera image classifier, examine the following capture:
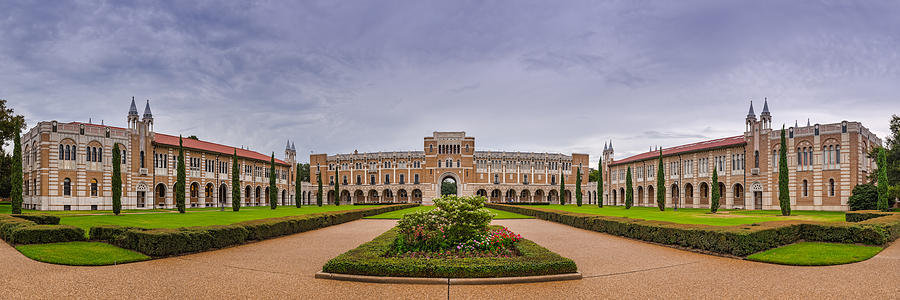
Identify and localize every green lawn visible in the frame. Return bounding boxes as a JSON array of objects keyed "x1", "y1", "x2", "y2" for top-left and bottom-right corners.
[
  {"x1": 747, "y1": 242, "x2": 882, "y2": 265},
  {"x1": 365, "y1": 206, "x2": 533, "y2": 219},
  {"x1": 16, "y1": 242, "x2": 150, "y2": 266},
  {"x1": 527, "y1": 205, "x2": 845, "y2": 226},
  {"x1": 59, "y1": 205, "x2": 383, "y2": 234}
]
